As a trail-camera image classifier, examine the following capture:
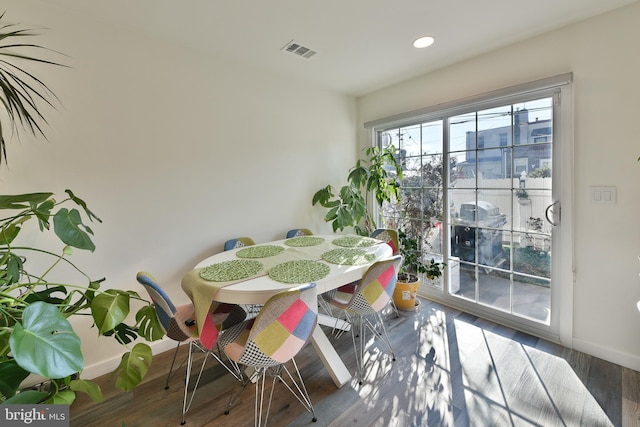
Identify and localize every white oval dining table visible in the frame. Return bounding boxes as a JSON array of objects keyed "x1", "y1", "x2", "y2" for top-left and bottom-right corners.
[{"x1": 181, "y1": 234, "x2": 392, "y2": 387}]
